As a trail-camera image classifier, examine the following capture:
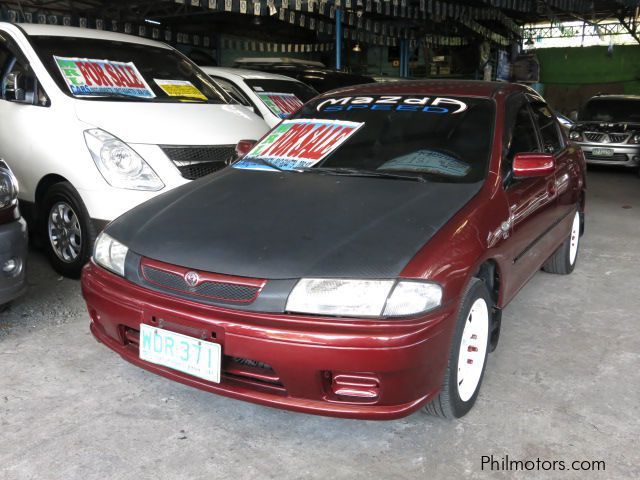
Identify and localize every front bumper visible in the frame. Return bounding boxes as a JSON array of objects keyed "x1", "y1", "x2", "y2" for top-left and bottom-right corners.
[
  {"x1": 82, "y1": 261, "x2": 457, "y2": 420},
  {"x1": 578, "y1": 143, "x2": 640, "y2": 167},
  {"x1": 0, "y1": 217, "x2": 28, "y2": 305}
]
